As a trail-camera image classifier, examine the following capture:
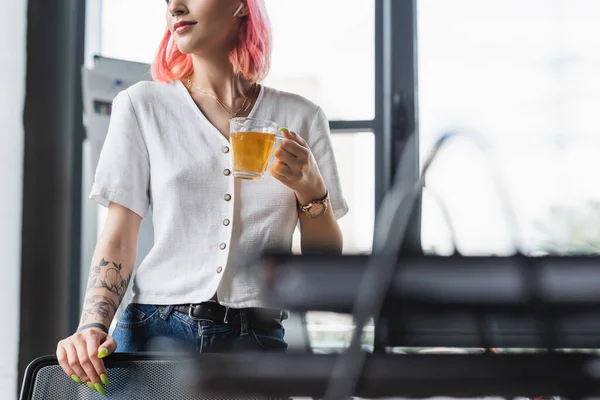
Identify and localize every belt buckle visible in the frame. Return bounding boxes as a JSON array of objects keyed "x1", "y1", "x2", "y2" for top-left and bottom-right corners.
[
  {"x1": 188, "y1": 304, "x2": 198, "y2": 320},
  {"x1": 188, "y1": 303, "x2": 216, "y2": 322},
  {"x1": 188, "y1": 304, "x2": 209, "y2": 321}
]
